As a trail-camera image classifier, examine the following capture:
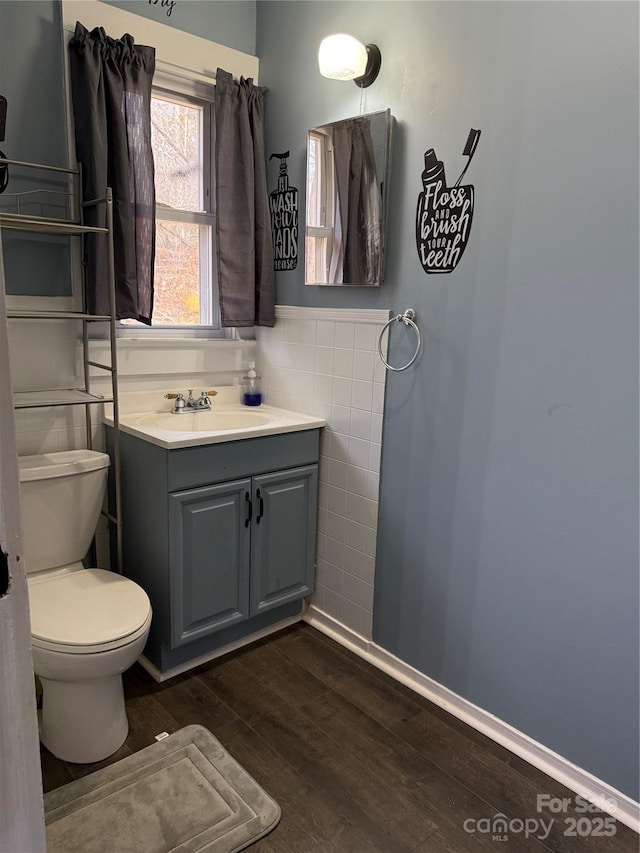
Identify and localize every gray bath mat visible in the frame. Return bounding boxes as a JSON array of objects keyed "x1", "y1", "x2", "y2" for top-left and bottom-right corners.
[{"x1": 44, "y1": 724, "x2": 281, "y2": 853}]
